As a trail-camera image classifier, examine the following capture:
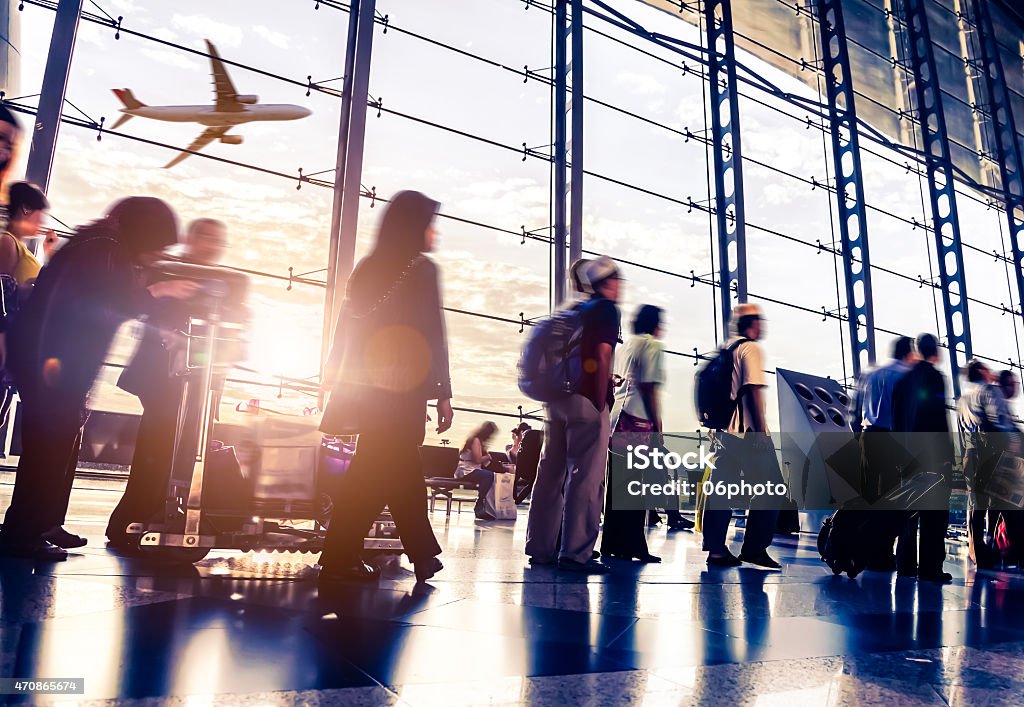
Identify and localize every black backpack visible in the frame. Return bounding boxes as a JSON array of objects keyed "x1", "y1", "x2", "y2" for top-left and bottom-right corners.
[{"x1": 694, "y1": 338, "x2": 750, "y2": 429}]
